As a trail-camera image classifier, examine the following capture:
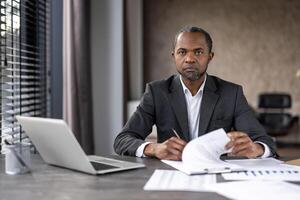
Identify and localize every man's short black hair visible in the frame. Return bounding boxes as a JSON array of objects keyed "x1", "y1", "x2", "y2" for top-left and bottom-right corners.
[{"x1": 173, "y1": 26, "x2": 213, "y2": 52}]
